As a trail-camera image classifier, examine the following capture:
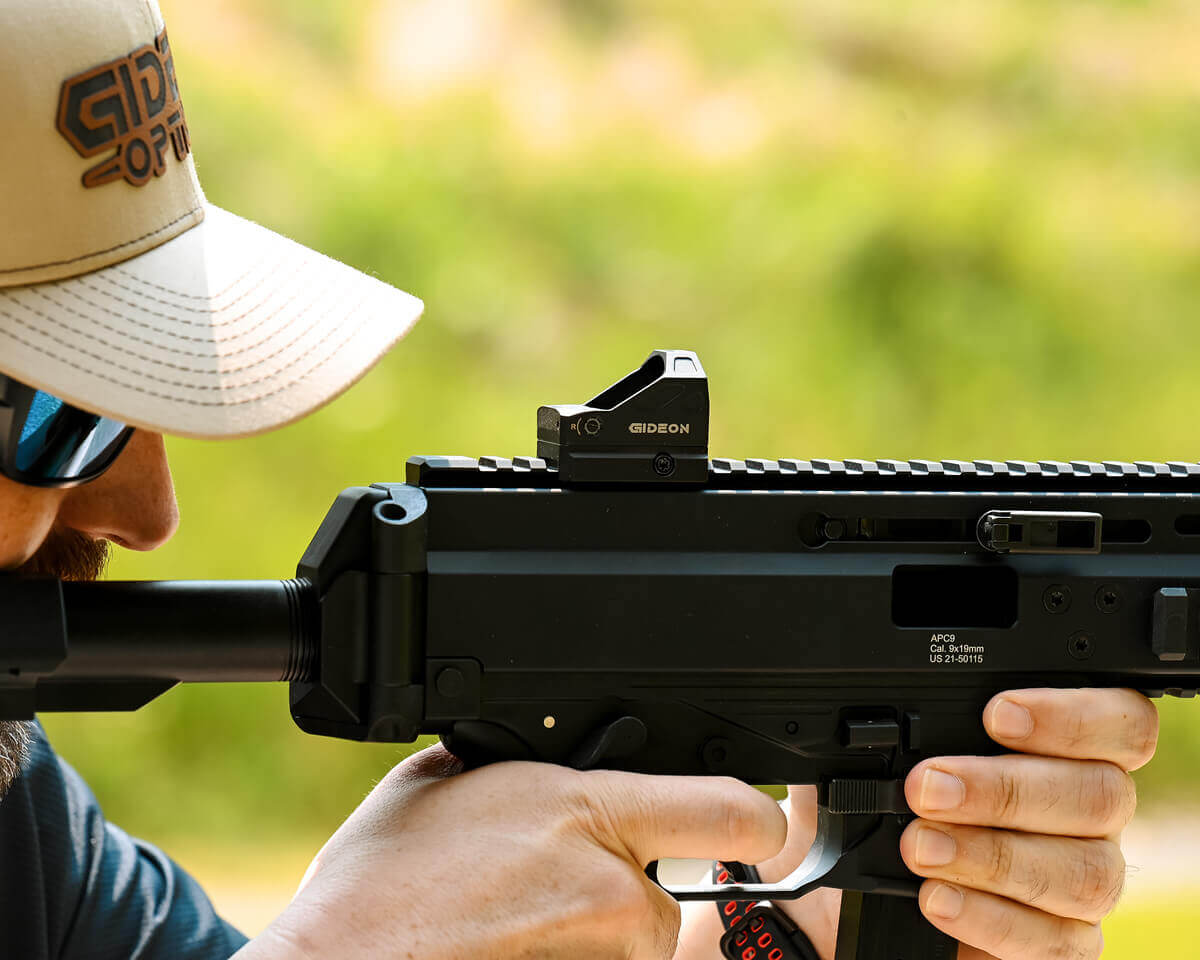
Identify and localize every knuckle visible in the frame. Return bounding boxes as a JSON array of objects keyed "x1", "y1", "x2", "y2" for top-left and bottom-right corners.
[
  {"x1": 1061, "y1": 708, "x2": 1089, "y2": 752},
  {"x1": 609, "y1": 879, "x2": 676, "y2": 960},
  {"x1": 569, "y1": 776, "x2": 631, "y2": 847},
  {"x1": 1045, "y1": 918, "x2": 1103, "y2": 960},
  {"x1": 1078, "y1": 765, "x2": 1135, "y2": 832},
  {"x1": 984, "y1": 905, "x2": 1026, "y2": 956},
  {"x1": 1044, "y1": 928, "x2": 1076, "y2": 960},
  {"x1": 720, "y1": 790, "x2": 757, "y2": 851},
  {"x1": 1066, "y1": 842, "x2": 1125, "y2": 921},
  {"x1": 984, "y1": 831, "x2": 1017, "y2": 887},
  {"x1": 1018, "y1": 855, "x2": 1054, "y2": 907},
  {"x1": 991, "y1": 767, "x2": 1023, "y2": 823},
  {"x1": 648, "y1": 893, "x2": 681, "y2": 959},
  {"x1": 607, "y1": 868, "x2": 653, "y2": 920},
  {"x1": 561, "y1": 862, "x2": 650, "y2": 943},
  {"x1": 715, "y1": 779, "x2": 778, "y2": 852}
]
